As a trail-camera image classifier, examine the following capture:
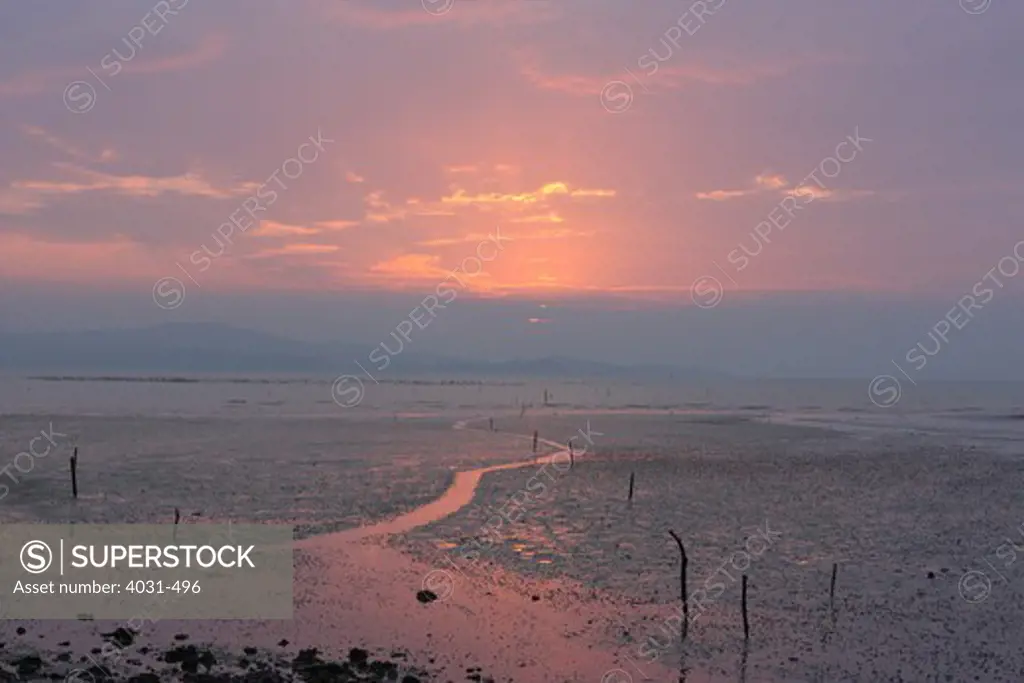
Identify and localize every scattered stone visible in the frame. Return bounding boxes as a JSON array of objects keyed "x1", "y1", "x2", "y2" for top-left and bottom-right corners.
[
  {"x1": 928, "y1": 571, "x2": 935, "y2": 579},
  {"x1": 125, "y1": 674, "x2": 160, "y2": 683},
  {"x1": 164, "y1": 645, "x2": 216, "y2": 674},
  {"x1": 173, "y1": 633, "x2": 189, "y2": 641},
  {"x1": 243, "y1": 647, "x2": 258, "y2": 656},
  {"x1": 277, "y1": 639, "x2": 289, "y2": 647},
  {"x1": 416, "y1": 589, "x2": 438, "y2": 604},
  {"x1": 348, "y1": 648, "x2": 369, "y2": 669},
  {"x1": 101, "y1": 627, "x2": 136, "y2": 648},
  {"x1": 15, "y1": 627, "x2": 25, "y2": 636},
  {"x1": 13, "y1": 655, "x2": 43, "y2": 676}
]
